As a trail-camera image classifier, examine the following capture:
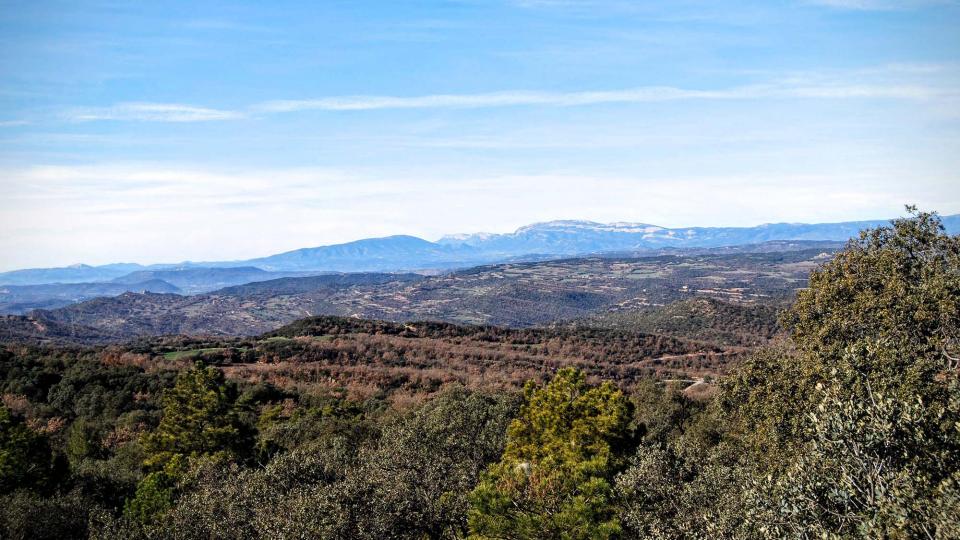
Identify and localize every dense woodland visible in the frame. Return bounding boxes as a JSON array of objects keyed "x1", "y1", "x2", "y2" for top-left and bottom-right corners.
[{"x1": 1, "y1": 210, "x2": 958, "y2": 539}]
